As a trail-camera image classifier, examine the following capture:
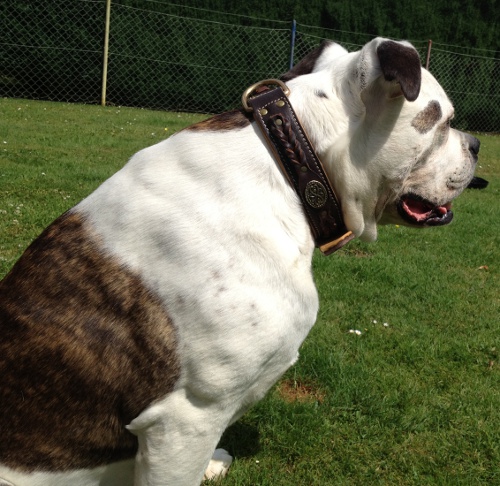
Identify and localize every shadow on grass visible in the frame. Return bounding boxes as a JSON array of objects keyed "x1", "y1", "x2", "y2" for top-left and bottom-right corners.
[{"x1": 219, "y1": 421, "x2": 261, "y2": 458}]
